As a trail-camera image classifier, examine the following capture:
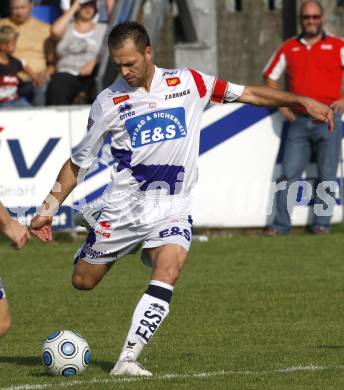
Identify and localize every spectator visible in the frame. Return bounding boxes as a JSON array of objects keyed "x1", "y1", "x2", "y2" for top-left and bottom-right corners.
[
  {"x1": 60, "y1": 0, "x2": 116, "y2": 22},
  {"x1": 0, "y1": 202, "x2": 30, "y2": 336},
  {"x1": 0, "y1": 25, "x2": 40, "y2": 108},
  {"x1": 0, "y1": 0, "x2": 55, "y2": 106},
  {"x1": 47, "y1": 0, "x2": 106, "y2": 105},
  {"x1": 263, "y1": 0, "x2": 344, "y2": 236}
]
